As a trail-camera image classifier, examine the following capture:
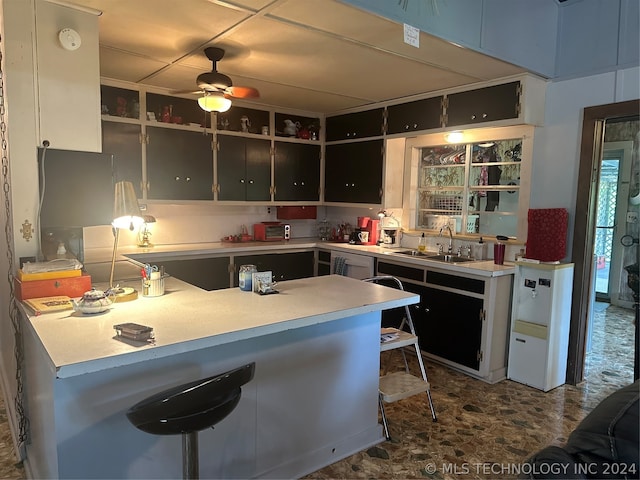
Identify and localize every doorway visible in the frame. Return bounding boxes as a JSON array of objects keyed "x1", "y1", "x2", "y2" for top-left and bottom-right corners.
[
  {"x1": 594, "y1": 141, "x2": 633, "y2": 307},
  {"x1": 567, "y1": 99, "x2": 640, "y2": 385}
]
